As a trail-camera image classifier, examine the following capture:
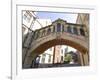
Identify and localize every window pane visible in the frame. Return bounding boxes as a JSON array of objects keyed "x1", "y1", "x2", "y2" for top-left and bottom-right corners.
[
  {"x1": 65, "y1": 48, "x2": 68, "y2": 53},
  {"x1": 80, "y1": 28, "x2": 85, "y2": 36},
  {"x1": 48, "y1": 55, "x2": 51, "y2": 63},
  {"x1": 67, "y1": 26, "x2": 72, "y2": 33},
  {"x1": 53, "y1": 26, "x2": 55, "y2": 32},
  {"x1": 42, "y1": 54, "x2": 46, "y2": 63},
  {"x1": 62, "y1": 25, "x2": 64, "y2": 32},
  {"x1": 57, "y1": 23, "x2": 61, "y2": 32},
  {"x1": 42, "y1": 30, "x2": 46, "y2": 36},
  {"x1": 34, "y1": 31, "x2": 39, "y2": 40},
  {"x1": 73, "y1": 27, "x2": 78, "y2": 35},
  {"x1": 61, "y1": 56, "x2": 63, "y2": 62},
  {"x1": 47, "y1": 28, "x2": 51, "y2": 35}
]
